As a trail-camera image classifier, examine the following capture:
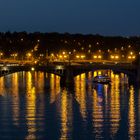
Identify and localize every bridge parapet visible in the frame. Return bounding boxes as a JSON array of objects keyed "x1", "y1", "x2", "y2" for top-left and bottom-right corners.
[{"x1": 0, "y1": 61, "x2": 139, "y2": 86}]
